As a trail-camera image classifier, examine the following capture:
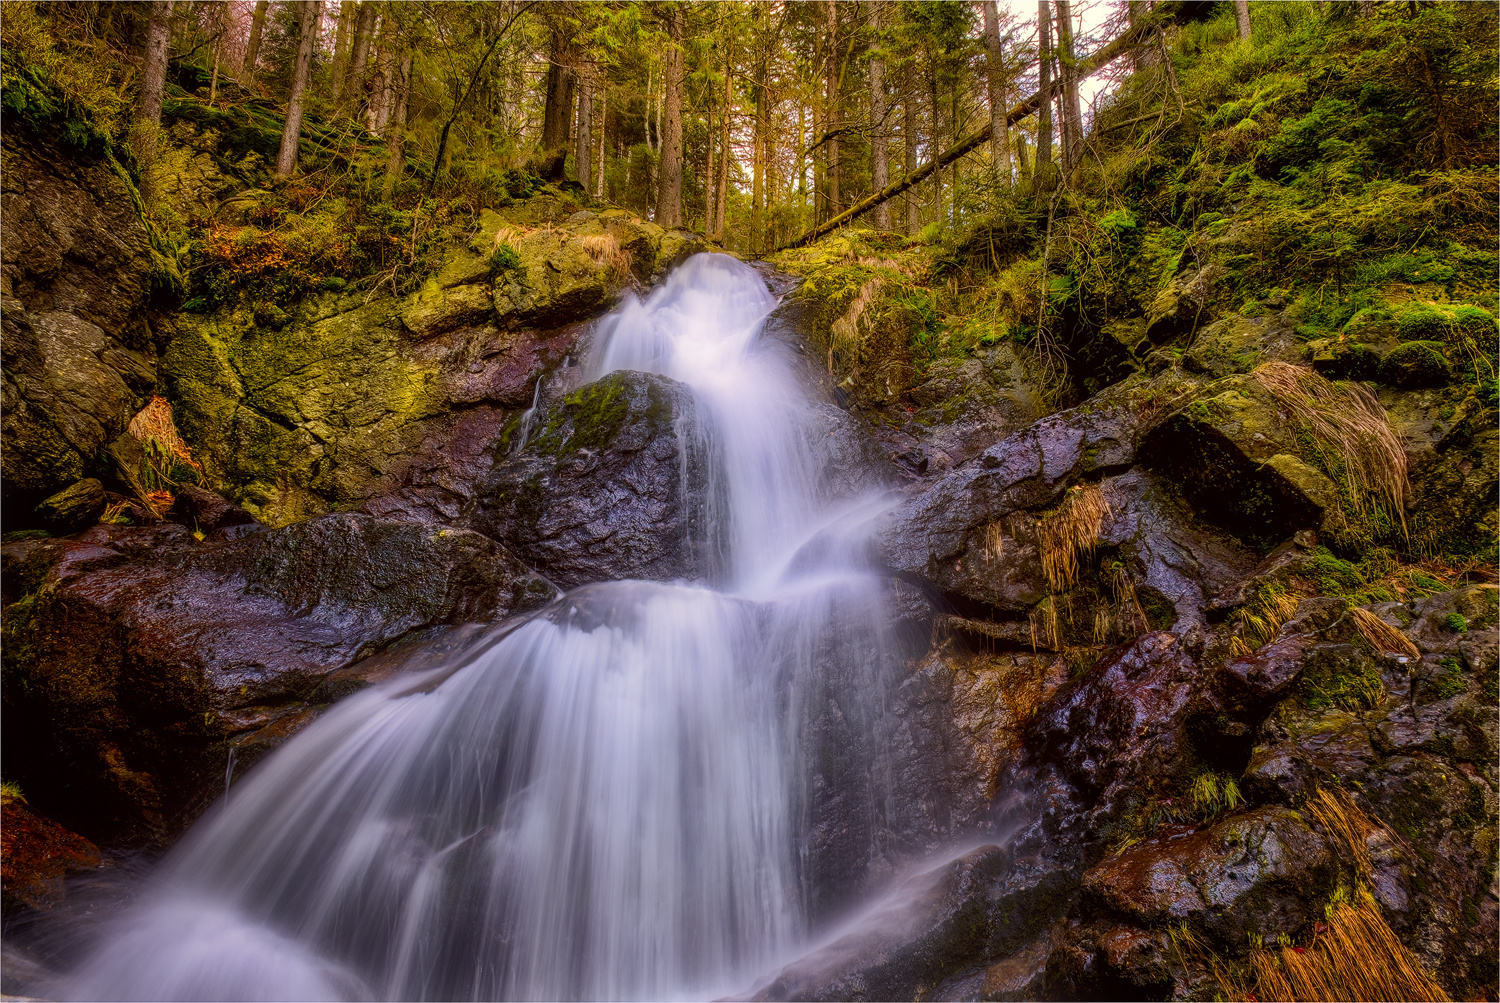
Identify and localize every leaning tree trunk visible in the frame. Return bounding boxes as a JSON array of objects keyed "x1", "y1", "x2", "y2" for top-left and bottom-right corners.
[
  {"x1": 868, "y1": 1, "x2": 889, "y2": 229},
  {"x1": 655, "y1": 5, "x2": 685, "y2": 227},
  {"x1": 275, "y1": 0, "x2": 322, "y2": 179},
  {"x1": 137, "y1": 0, "x2": 173, "y2": 129},
  {"x1": 982, "y1": 0, "x2": 1011, "y2": 187},
  {"x1": 242, "y1": 0, "x2": 268, "y2": 77}
]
